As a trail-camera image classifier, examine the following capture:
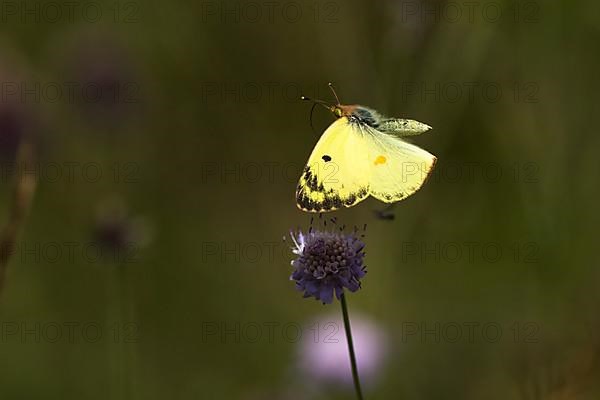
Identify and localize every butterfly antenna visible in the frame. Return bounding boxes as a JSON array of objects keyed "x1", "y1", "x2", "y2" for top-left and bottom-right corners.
[
  {"x1": 301, "y1": 96, "x2": 331, "y2": 110},
  {"x1": 328, "y1": 82, "x2": 341, "y2": 105},
  {"x1": 308, "y1": 102, "x2": 318, "y2": 136},
  {"x1": 302, "y1": 95, "x2": 333, "y2": 135}
]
